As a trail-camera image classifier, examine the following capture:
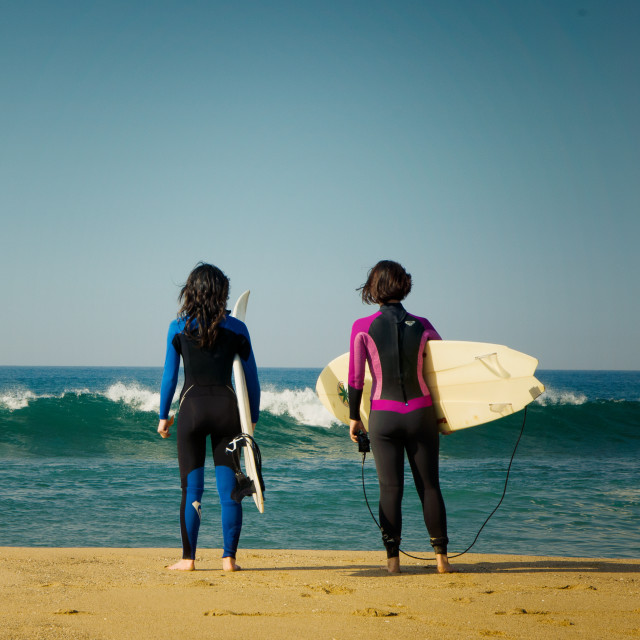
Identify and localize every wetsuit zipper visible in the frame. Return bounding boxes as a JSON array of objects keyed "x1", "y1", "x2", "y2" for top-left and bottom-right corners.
[{"x1": 397, "y1": 323, "x2": 408, "y2": 406}]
